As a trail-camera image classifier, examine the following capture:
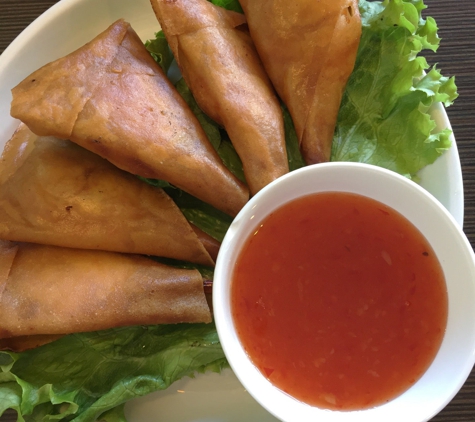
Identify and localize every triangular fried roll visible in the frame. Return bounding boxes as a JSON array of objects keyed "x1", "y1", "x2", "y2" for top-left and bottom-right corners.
[
  {"x1": 0, "y1": 123, "x2": 214, "y2": 266},
  {"x1": 150, "y1": 0, "x2": 288, "y2": 195},
  {"x1": 10, "y1": 19, "x2": 248, "y2": 216},
  {"x1": 239, "y1": 0, "x2": 361, "y2": 165},
  {"x1": 0, "y1": 241, "x2": 211, "y2": 339}
]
